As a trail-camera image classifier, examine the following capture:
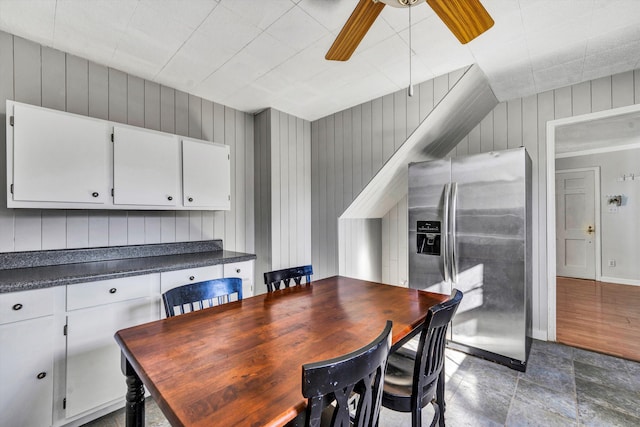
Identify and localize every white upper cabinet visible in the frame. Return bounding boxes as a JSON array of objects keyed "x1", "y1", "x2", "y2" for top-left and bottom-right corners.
[
  {"x1": 9, "y1": 102, "x2": 109, "y2": 206},
  {"x1": 6, "y1": 101, "x2": 230, "y2": 211},
  {"x1": 182, "y1": 138, "x2": 230, "y2": 210},
  {"x1": 113, "y1": 126, "x2": 179, "y2": 207}
]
